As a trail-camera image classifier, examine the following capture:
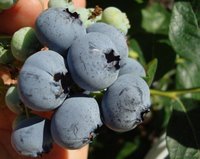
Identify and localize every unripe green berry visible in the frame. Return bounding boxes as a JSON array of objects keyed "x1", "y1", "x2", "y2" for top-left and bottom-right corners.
[
  {"x1": 5, "y1": 85, "x2": 24, "y2": 114},
  {"x1": 11, "y1": 27, "x2": 42, "y2": 61},
  {"x1": 0, "y1": 0, "x2": 18, "y2": 10},
  {"x1": 48, "y1": 0, "x2": 75, "y2": 11},
  {"x1": 101, "y1": 7, "x2": 130, "y2": 35}
]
